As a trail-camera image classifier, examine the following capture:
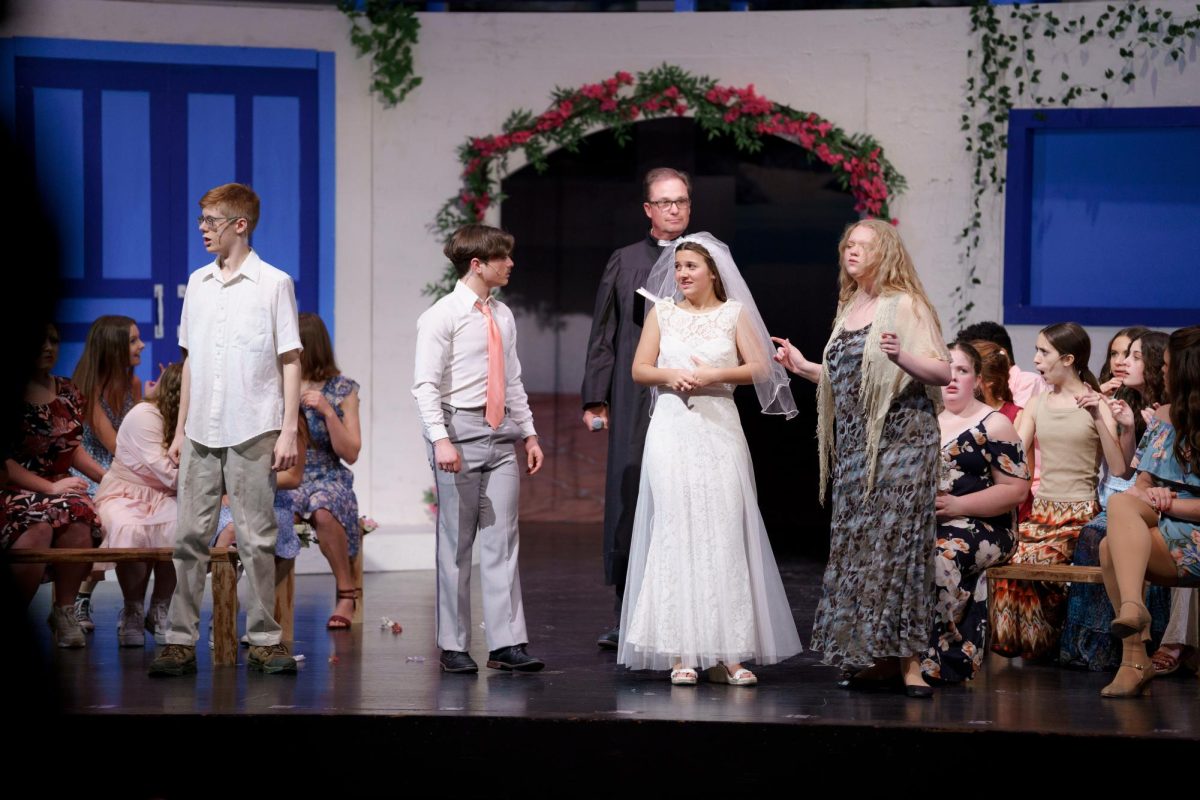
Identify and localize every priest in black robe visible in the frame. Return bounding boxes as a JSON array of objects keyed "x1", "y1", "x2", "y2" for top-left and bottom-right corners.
[{"x1": 581, "y1": 167, "x2": 692, "y2": 649}]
